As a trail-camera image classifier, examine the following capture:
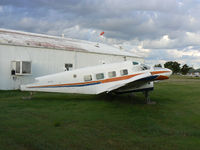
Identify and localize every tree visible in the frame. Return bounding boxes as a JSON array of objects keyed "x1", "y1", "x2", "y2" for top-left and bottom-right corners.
[
  {"x1": 181, "y1": 64, "x2": 191, "y2": 75},
  {"x1": 164, "y1": 61, "x2": 181, "y2": 74},
  {"x1": 188, "y1": 68, "x2": 195, "y2": 74},
  {"x1": 154, "y1": 64, "x2": 162, "y2": 67}
]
